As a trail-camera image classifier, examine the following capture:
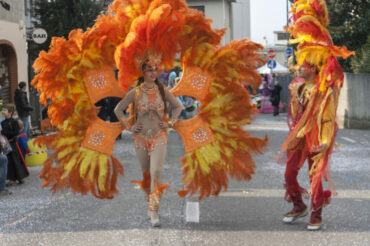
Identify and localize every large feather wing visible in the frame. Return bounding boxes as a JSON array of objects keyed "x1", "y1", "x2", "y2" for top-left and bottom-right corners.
[{"x1": 32, "y1": 5, "x2": 133, "y2": 199}]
